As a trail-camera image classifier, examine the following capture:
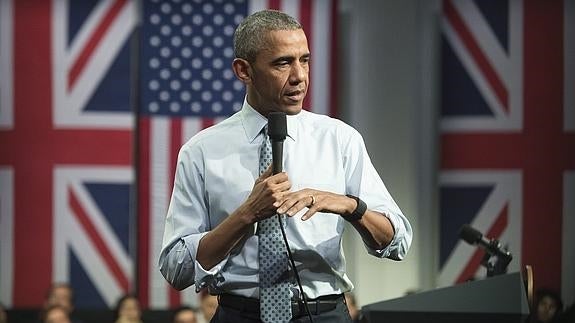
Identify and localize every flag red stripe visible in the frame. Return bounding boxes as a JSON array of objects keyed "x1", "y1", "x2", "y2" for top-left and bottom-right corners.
[
  {"x1": 68, "y1": 0, "x2": 127, "y2": 90},
  {"x1": 523, "y1": 0, "x2": 566, "y2": 293},
  {"x1": 70, "y1": 190, "x2": 130, "y2": 292},
  {"x1": 444, "y1": 0, "x2": 509, "y2": 112},
  {"x1": 268, "y1": 0, "x2": 280, "y2": 10},
  {"x1": 441, "y1": 132, "x2": 575, "y2": 169},
  {"x1": 137, "y1": 118, "x2": 151, "y2": 307},
  {"x1": 441, "y1": 133, "x2": 528, "y2": 169},
  {"x1": 11, "y1": 0, "x2": 53, "y2": 306},
  {"x1": 202, "y1": 119, "x2": 215, "y2": 129},
  {"x1": 456, "y1": 205, "x2": 508, "y2": 283},
  {"x1": 0, "y1": 130, "x2": 132, "y2": 165},
  {"x1": 168, "y1": 119, "x2": 182, "y2": 308}
]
